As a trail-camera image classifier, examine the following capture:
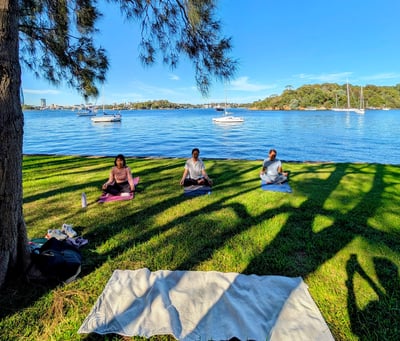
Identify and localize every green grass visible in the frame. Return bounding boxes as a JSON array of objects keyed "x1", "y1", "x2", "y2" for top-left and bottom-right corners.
[{"x1": 1, "y1": 155, "x2": 400, "y2": 340}]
